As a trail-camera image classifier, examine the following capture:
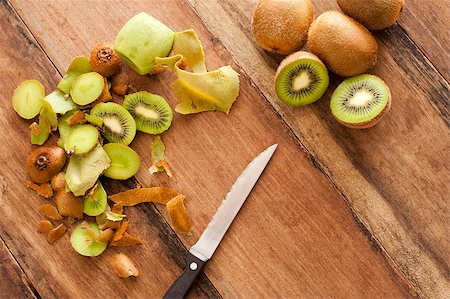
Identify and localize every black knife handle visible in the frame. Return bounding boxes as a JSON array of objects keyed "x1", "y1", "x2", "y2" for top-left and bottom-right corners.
[{"x1": 163, "y1": 252, "x2": 207, "y2": 299}]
